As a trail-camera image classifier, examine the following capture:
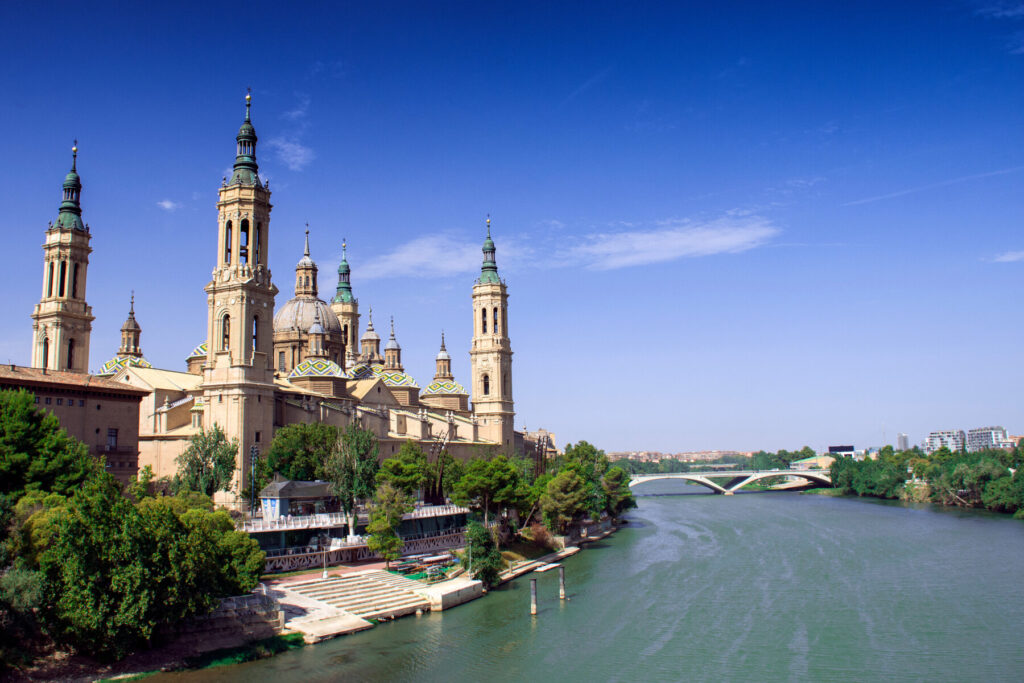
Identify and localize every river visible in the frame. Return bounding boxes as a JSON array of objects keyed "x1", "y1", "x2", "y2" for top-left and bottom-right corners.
[{"x1": 161, "y1": 481, "x2": 1024, "y2": 682}]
